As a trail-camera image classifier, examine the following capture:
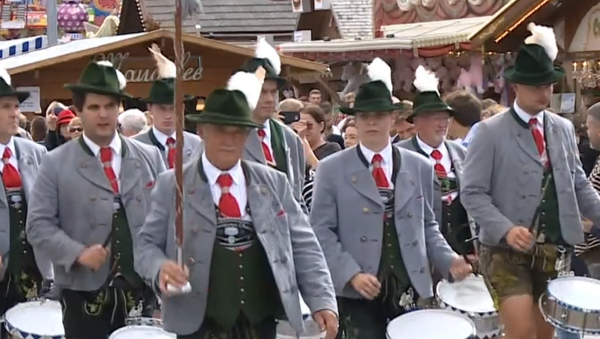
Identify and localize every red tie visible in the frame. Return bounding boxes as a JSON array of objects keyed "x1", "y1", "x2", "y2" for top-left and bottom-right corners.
[
  {"x1": 217, "y1": 173, "x2": 241, "y2": 218},
  {"x1": 371, "y1": 154, "x2": 390, "y2": 188},
  {"x1": 257, "y1": 129, "x2": 275, "y2": 164},
  {"x1": 529, "y1": 118, "x2": 545, "y2": 156},
  {"x1": 430, "y1": 150, "x2": 448, "y2": 178},
  {"x1": 2, "y1": 148, "x2": 21, "y2": 189},
  {"x1": 100, "y1": 147, "x2": 119, "y2": 193},
  {"x1": 166, "y1": 137, "x2": 176, "y2": 169}
]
